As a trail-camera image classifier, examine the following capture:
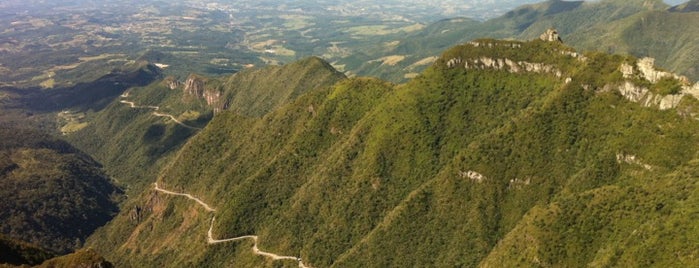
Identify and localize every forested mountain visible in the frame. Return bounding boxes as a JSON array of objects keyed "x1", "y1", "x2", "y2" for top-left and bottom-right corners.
[
  {"x1": 84, "y1": 36, "x2": 699, "y2": 267},
  {"x1": 2, "y1": 1, "x2": 698, "y2": 267}
]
